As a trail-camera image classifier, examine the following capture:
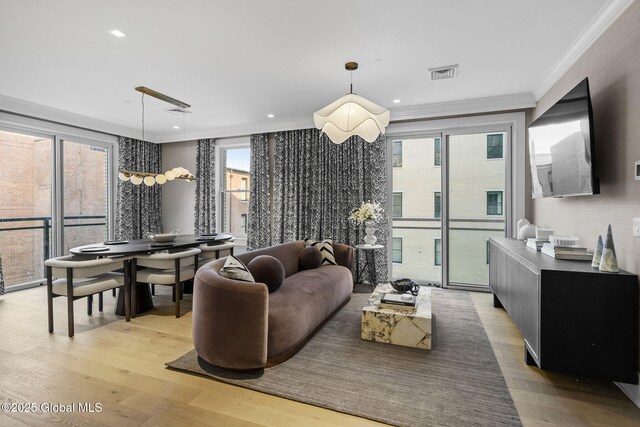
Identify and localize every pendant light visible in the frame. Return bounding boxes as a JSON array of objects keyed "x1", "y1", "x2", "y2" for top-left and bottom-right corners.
[{"x1": 314, "y1": 62, "x2": 390, "y2": 144}]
